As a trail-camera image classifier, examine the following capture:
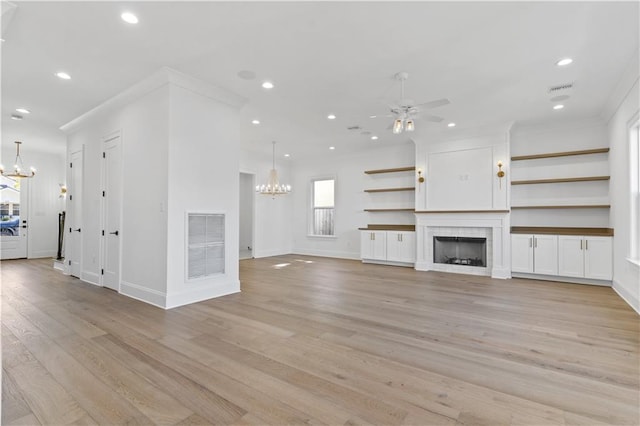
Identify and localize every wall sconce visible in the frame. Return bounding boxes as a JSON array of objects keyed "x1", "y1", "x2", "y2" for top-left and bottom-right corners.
[
  {"x1": 496, "y1": 161, "x2": 505, "y2": 188},
  {"x1": 417, "y1": 169, "x2": 425, "y2": 184},
  {"x1": 59, "y1": 184, "x2": 67, "y2": 199}
]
